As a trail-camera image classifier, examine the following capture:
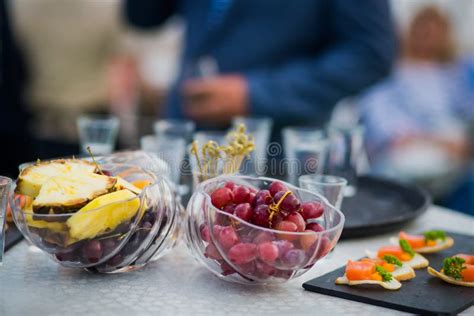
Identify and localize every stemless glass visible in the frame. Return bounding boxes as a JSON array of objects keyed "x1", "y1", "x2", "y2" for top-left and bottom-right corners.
[
  {"x1": 185, "y1": 175, "x2": 345, "y2": 285},
  {"x1": 282, "y1": 127, "x2": 328, "y2": 185},
  {"x1": 0, "y1": 176, "x2": 13, "y2": 265},
  {"x1": 154, "y1": 119, "x2": 196, "y2": 144},
  {"x1": 232, "y1": 117, "x2": 273, "y2": 176},
  {"x1": 298, "y1": 175, "x2": 347, "y2": 209},
  {"x1": 77, "y1": 114, "x2": 120, "y2": 155},
  {"x1": 327, "y1": 125, "x2": 364, "y2": 196},
  {"x1": 140, "y1": 135, "x2": 186, "y2": 186}
]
